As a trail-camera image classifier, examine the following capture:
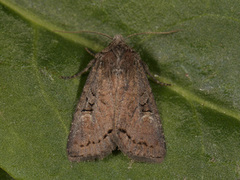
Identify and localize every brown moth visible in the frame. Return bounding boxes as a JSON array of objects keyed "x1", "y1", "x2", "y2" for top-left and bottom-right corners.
[{"x1": 61, "y1": 30, "x2": 178, "y2": 163}]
